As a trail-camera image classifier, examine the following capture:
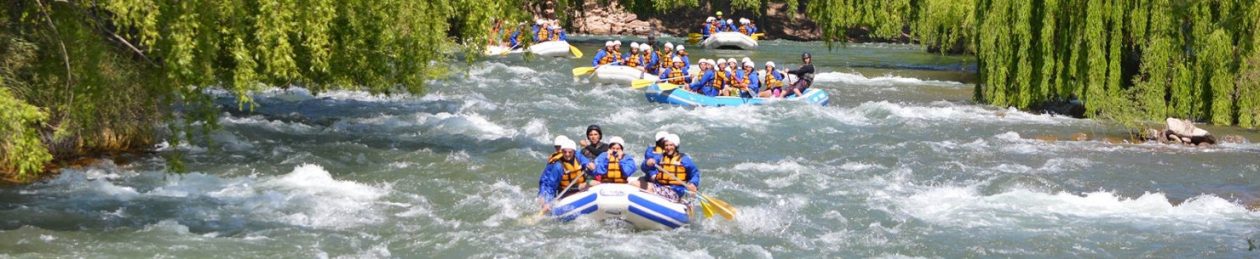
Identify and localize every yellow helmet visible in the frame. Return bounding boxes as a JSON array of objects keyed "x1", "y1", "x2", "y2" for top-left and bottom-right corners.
[{"x1": 716, "y1": 11, "x2": 723, "y2": 16}]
